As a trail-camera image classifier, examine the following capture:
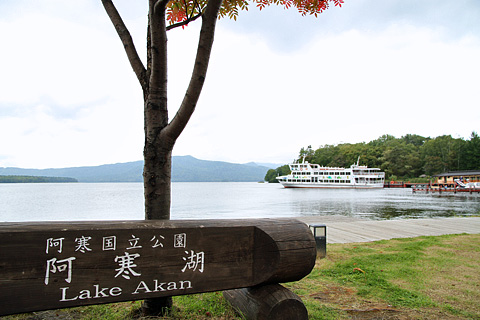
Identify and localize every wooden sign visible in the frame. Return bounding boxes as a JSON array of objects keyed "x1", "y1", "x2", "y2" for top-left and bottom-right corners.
[{"x1": 0, "y1": 218, "x2": 316, "y2": 316}]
